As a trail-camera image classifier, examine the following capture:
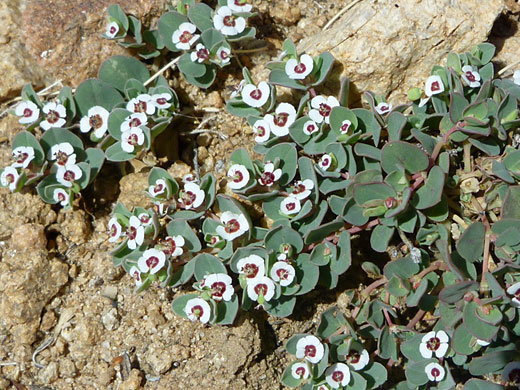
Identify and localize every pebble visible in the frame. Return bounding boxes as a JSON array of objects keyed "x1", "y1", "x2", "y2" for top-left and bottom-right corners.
[
  {"x1": 102, "y1": 308, "x2": 120, "y2": 331},
  {"x1": 101, "y1": 285, "x2": 118, "y2": 300},
  {"x1": 119, "y1": 369, "x2": 143, "y2": 390}
]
